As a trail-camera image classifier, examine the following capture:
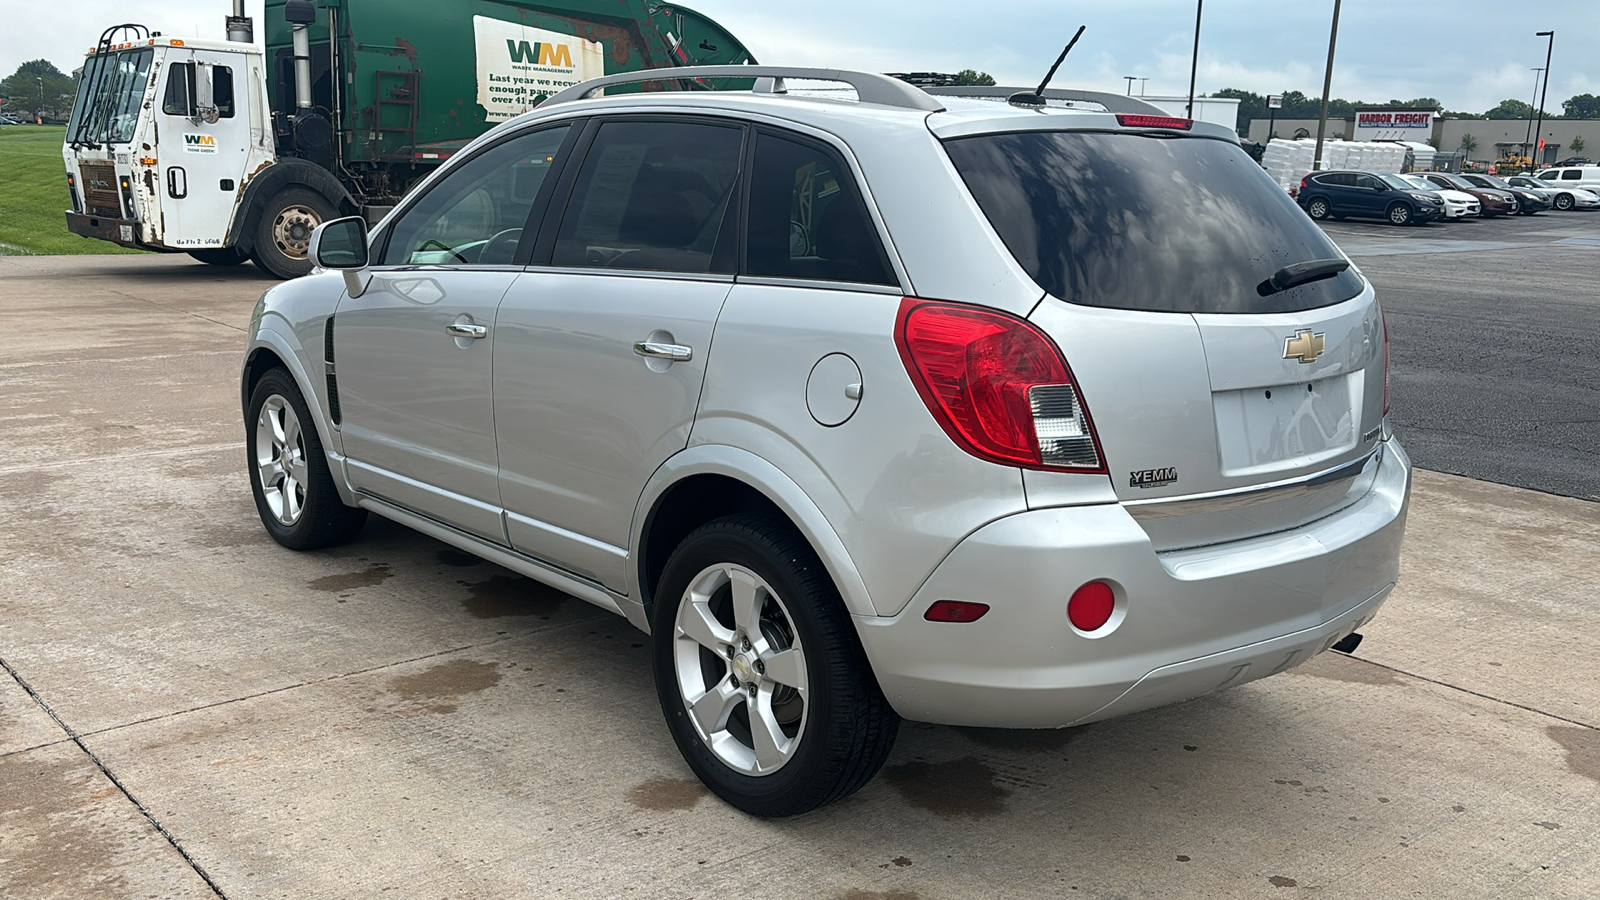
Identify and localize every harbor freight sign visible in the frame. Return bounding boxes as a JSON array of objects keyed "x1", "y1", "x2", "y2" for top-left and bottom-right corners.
[
  {"x1": 474, "y1": 16, "x2": 605, "y2": 123},
  {"x1": 1353, "y1": 108, "x2": 1436, "y2": 142}
]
